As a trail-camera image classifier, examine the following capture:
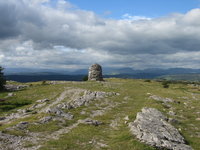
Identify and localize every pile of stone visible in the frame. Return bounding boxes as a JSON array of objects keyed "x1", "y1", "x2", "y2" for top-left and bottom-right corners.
[{"x1": 88, "y1": 64, "x2": 103, "y2": 81}]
